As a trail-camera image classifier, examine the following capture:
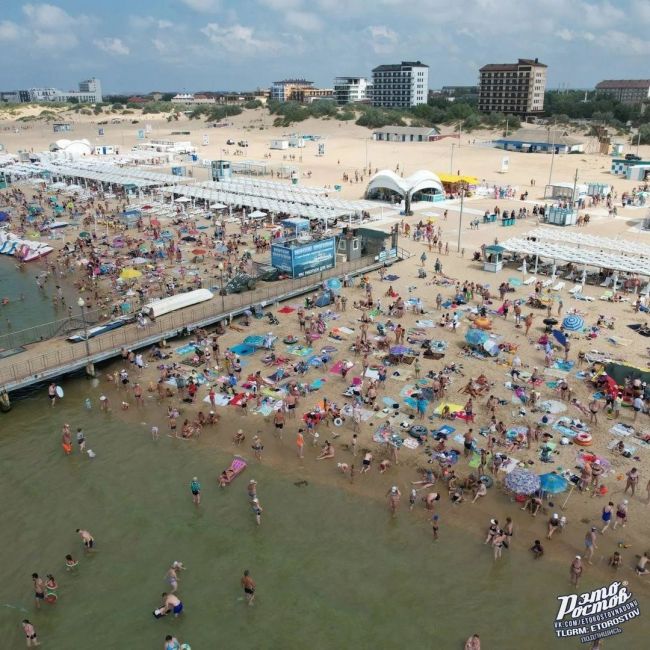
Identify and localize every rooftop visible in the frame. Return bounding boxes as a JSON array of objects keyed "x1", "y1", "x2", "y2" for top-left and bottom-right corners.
[
  {"x1": 373, "y1": 61, "x2": 429, "y2": 72},
  {"x1": 596, "y1": 79, "x2": 650, "y2": 90},
  {"x1": 497, "y1": 128, "x2": 583, "y2": 146},
  {"x1": 480, "y1": 58, "x2": 546, "y2": 72},
  {"x1": 373, "y1": 126, "x2": 439, "y2": 136},
  {"x1": 273, "y1": 79, "x2": 313, "y2": 85}
]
